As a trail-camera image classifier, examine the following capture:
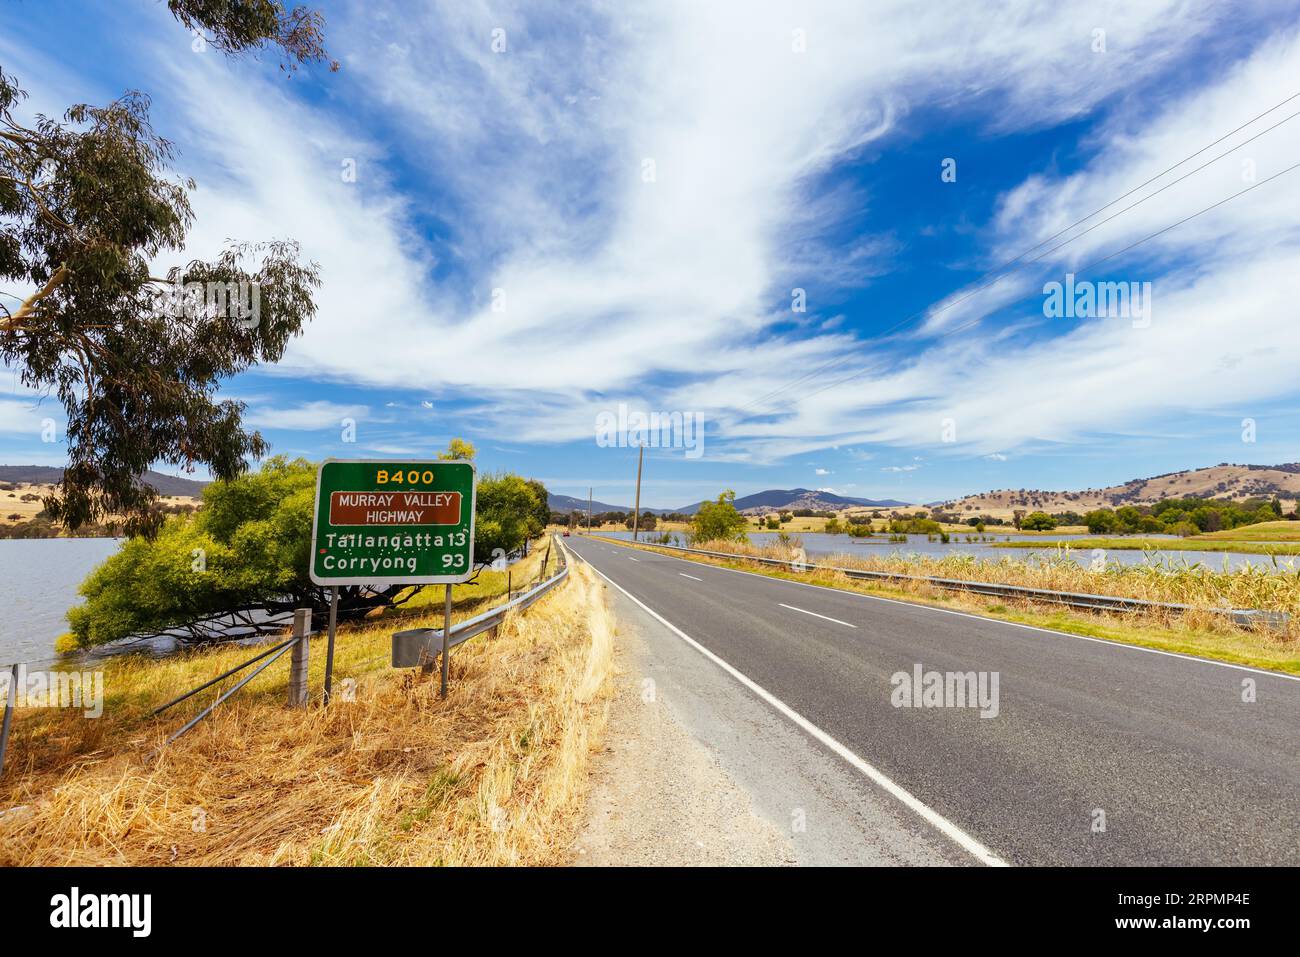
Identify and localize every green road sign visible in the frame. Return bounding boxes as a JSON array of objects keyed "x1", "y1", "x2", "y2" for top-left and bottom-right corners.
[{"x1": 309, "y1": 459, "x2": 477, "y2": 586}]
